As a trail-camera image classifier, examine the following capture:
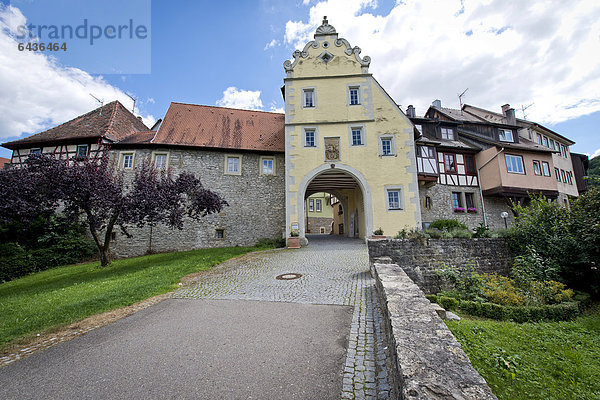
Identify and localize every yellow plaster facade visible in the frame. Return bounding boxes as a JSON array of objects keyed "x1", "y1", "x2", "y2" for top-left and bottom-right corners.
[{"x1": 284, "y1": 18, "x2": 421, "y2": 242}]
